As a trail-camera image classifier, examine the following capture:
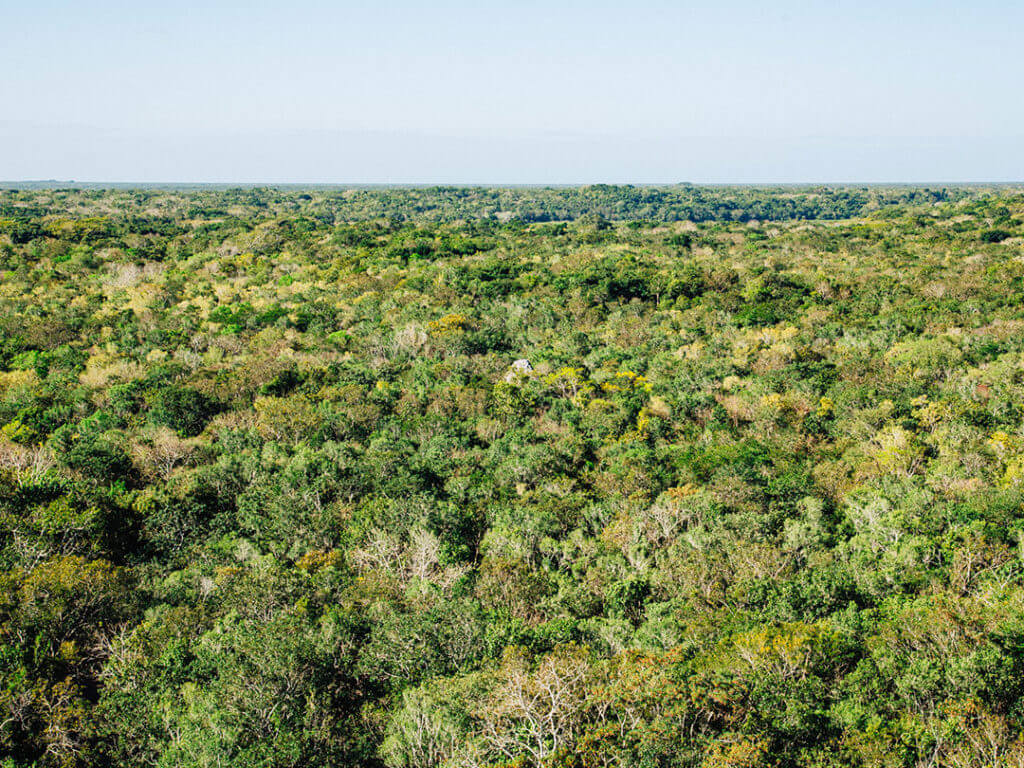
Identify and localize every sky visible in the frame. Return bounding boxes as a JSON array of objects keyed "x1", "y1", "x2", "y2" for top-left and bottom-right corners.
[{"x1": 2, "y1": 0, "x2": 1023, "y2": 183}]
